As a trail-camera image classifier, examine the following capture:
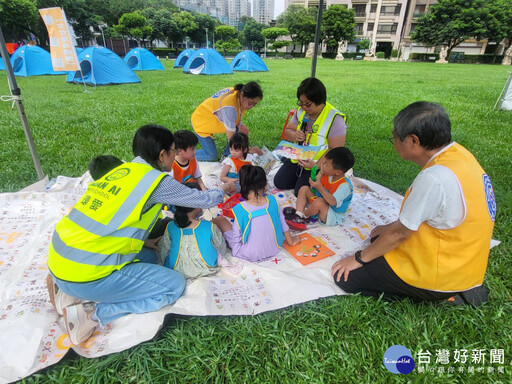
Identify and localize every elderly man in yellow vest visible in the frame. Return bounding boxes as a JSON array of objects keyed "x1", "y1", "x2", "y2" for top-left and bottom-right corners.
[{"x1": 332, "y1": 101, "x2": 496, "y2": 306}]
